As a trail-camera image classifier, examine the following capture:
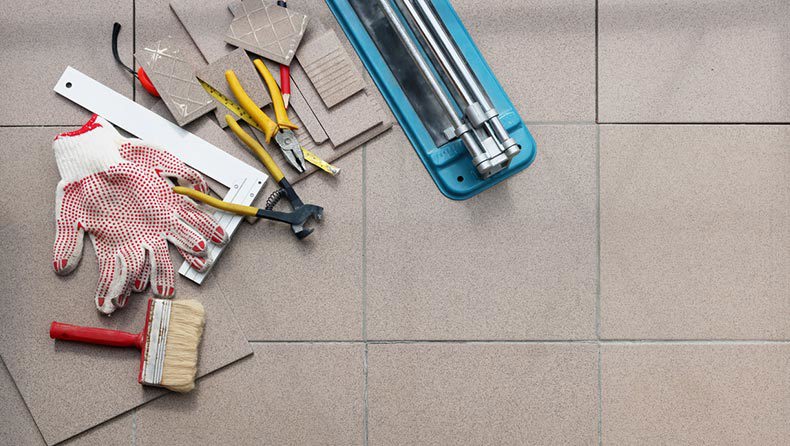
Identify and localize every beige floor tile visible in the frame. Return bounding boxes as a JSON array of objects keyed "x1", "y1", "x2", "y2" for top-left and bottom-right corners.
[
  {"x1": 600, "y1": 125, "x2": 789, "y2": 339},
  {"x1": 210, "y1": 150, "x2": 364, "y2": 341},
  {"x1": 0, "y1": 0, "x2": 133, "y2": 125},
  {"x1": 452, "y1": 0, "x2": 597, "y2": 122},
  {"x1": 602, "y1": 343, "x2": 790, "y2": 444},
  {"x1": 367, "y1": 343, "x2": 599, "y2": 445},
  {"x1": 367, "y1": 125, "x2": 597, "y2": 340},
  {"x1": 136, "y1": 343, "x2": 365, "y2": 445},
  {"x1": 599, "y1": 0, "x2": 790, "y2": 122}
]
